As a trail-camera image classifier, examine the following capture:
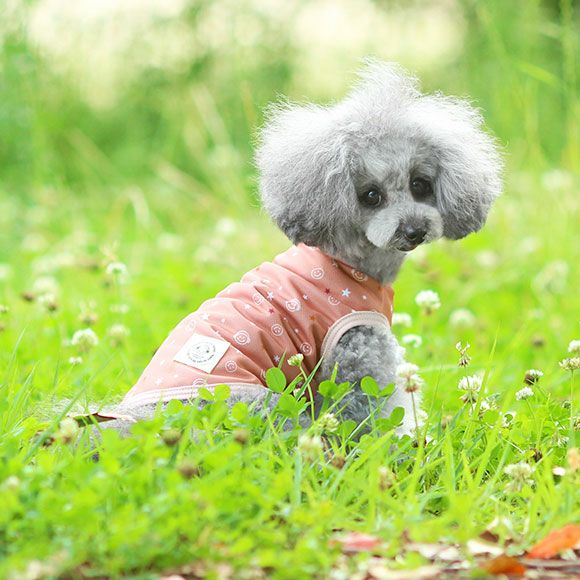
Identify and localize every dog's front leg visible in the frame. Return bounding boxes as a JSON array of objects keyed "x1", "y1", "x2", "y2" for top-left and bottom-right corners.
[{"x1": 319, "y1": 324, "x2": 421, "y2": 437}]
